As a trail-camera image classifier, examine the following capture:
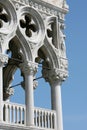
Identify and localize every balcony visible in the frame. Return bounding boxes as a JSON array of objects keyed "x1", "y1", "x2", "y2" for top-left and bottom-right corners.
[{"x1": 0, "y1": 101, "x2": 56, "y2": 130}]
